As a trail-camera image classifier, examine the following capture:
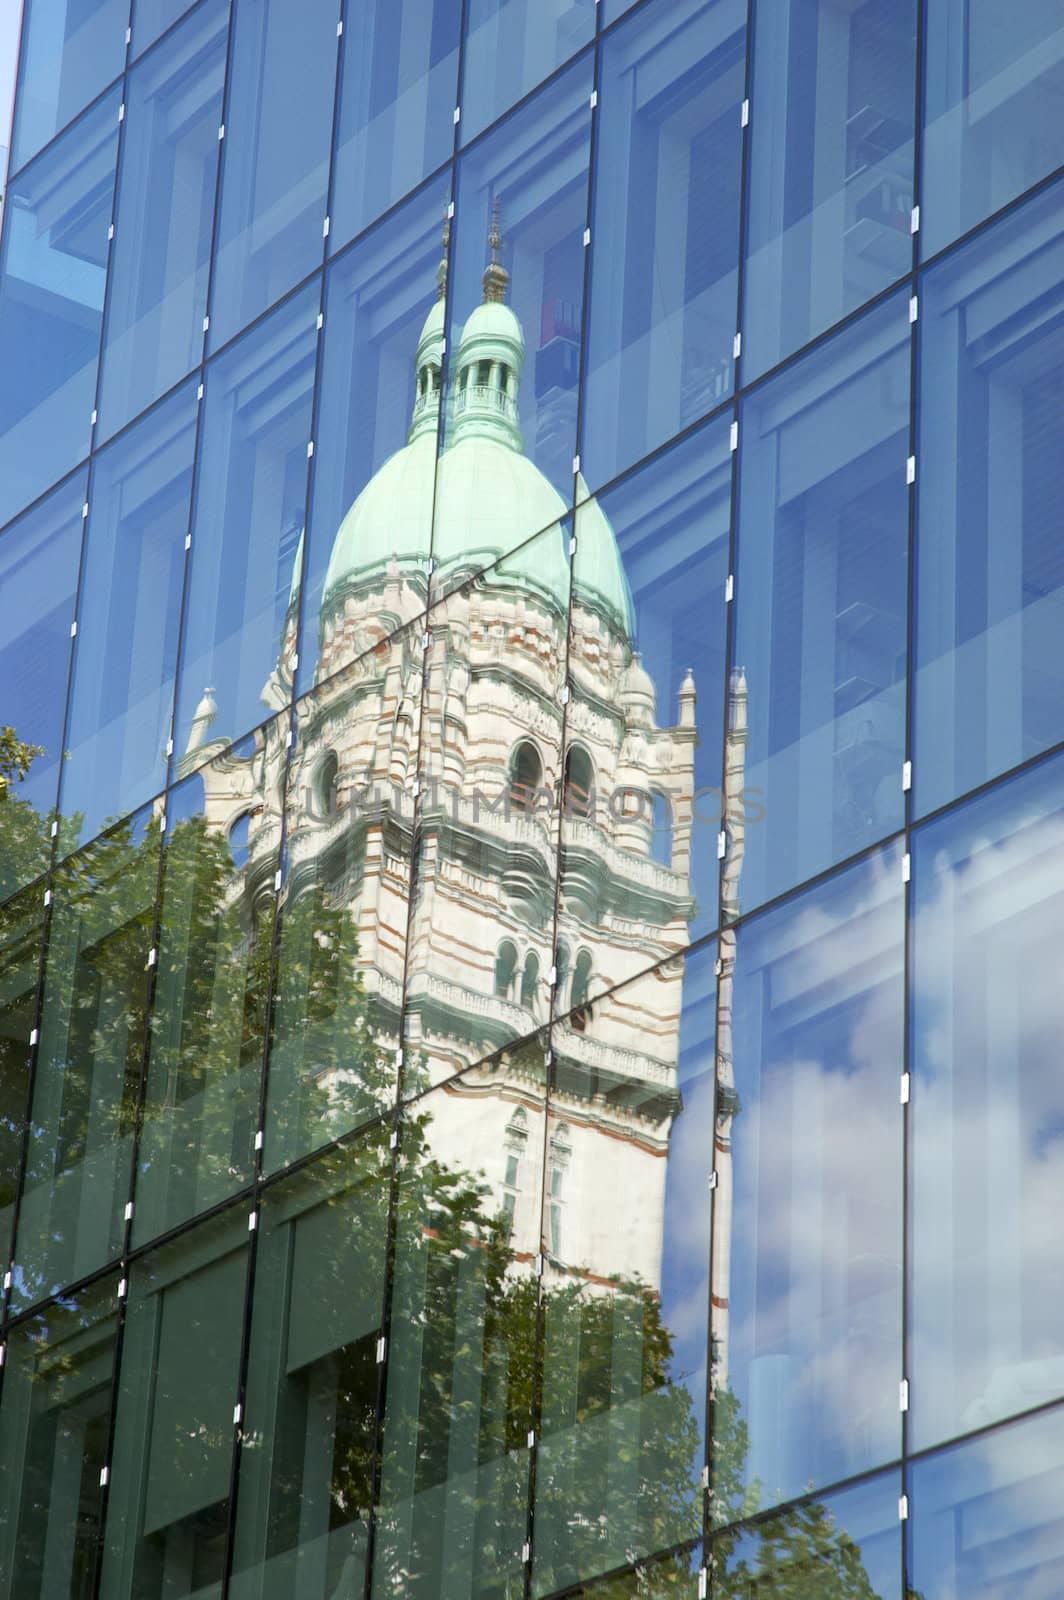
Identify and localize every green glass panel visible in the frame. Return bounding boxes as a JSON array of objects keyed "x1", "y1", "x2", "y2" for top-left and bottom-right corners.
[
  {"x1": 134, "y1": 722, "x2": 285, "y2": 1246},
  {"x1": 13, "y1": 813, "x2": 159, "y2": 1312},
  {"x1": 534, "y1": 945, "x2": 715, "y2": 1597},
  {"x1": 374, "y1": 1045, "x2": 547, "y2": 1598},
  {"x1": 0, "y1": 882, "x2": 43, "y2": 1268},
  {"x1": 229, "y1": 1133, "x2": 390, "y2": 1598},
  {"x1": 0, "y1": 1274, "x2": 120, "y2": 1600},
  {"x1": 98, "y1": 1206, "x2": 250, "y2": 1599}
]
